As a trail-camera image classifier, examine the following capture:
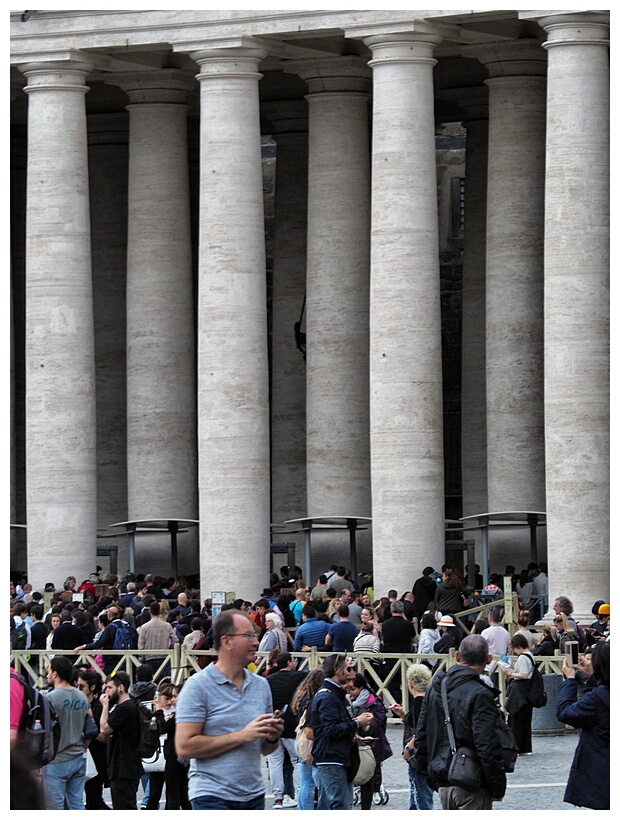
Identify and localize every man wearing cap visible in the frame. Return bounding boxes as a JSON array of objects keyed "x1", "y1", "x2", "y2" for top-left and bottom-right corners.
[{"x1": 590, "y1": 603, "x2": 609, "y2": 642}]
